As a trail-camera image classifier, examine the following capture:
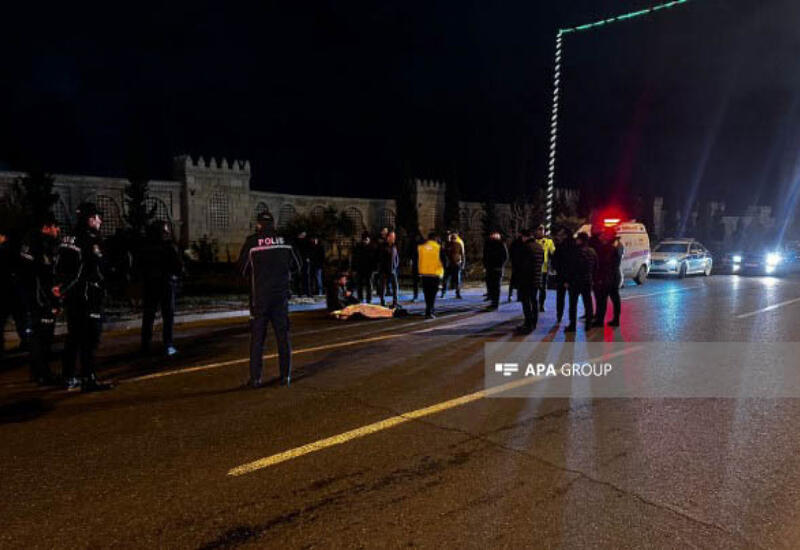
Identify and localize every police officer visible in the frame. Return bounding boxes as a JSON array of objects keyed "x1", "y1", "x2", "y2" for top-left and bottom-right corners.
[
  {"x1": 139, "y1": 221, "x2": 183, "y2": 356},
  {"x1": 237, "y1": 212, "x2": 300, "y2": 388},
  {"x1": 56, "y1": 202, "x2": 113, "y2": 391},
  {"x1": 18, "y1": 213, "x2": 62, "y2": 385}
]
